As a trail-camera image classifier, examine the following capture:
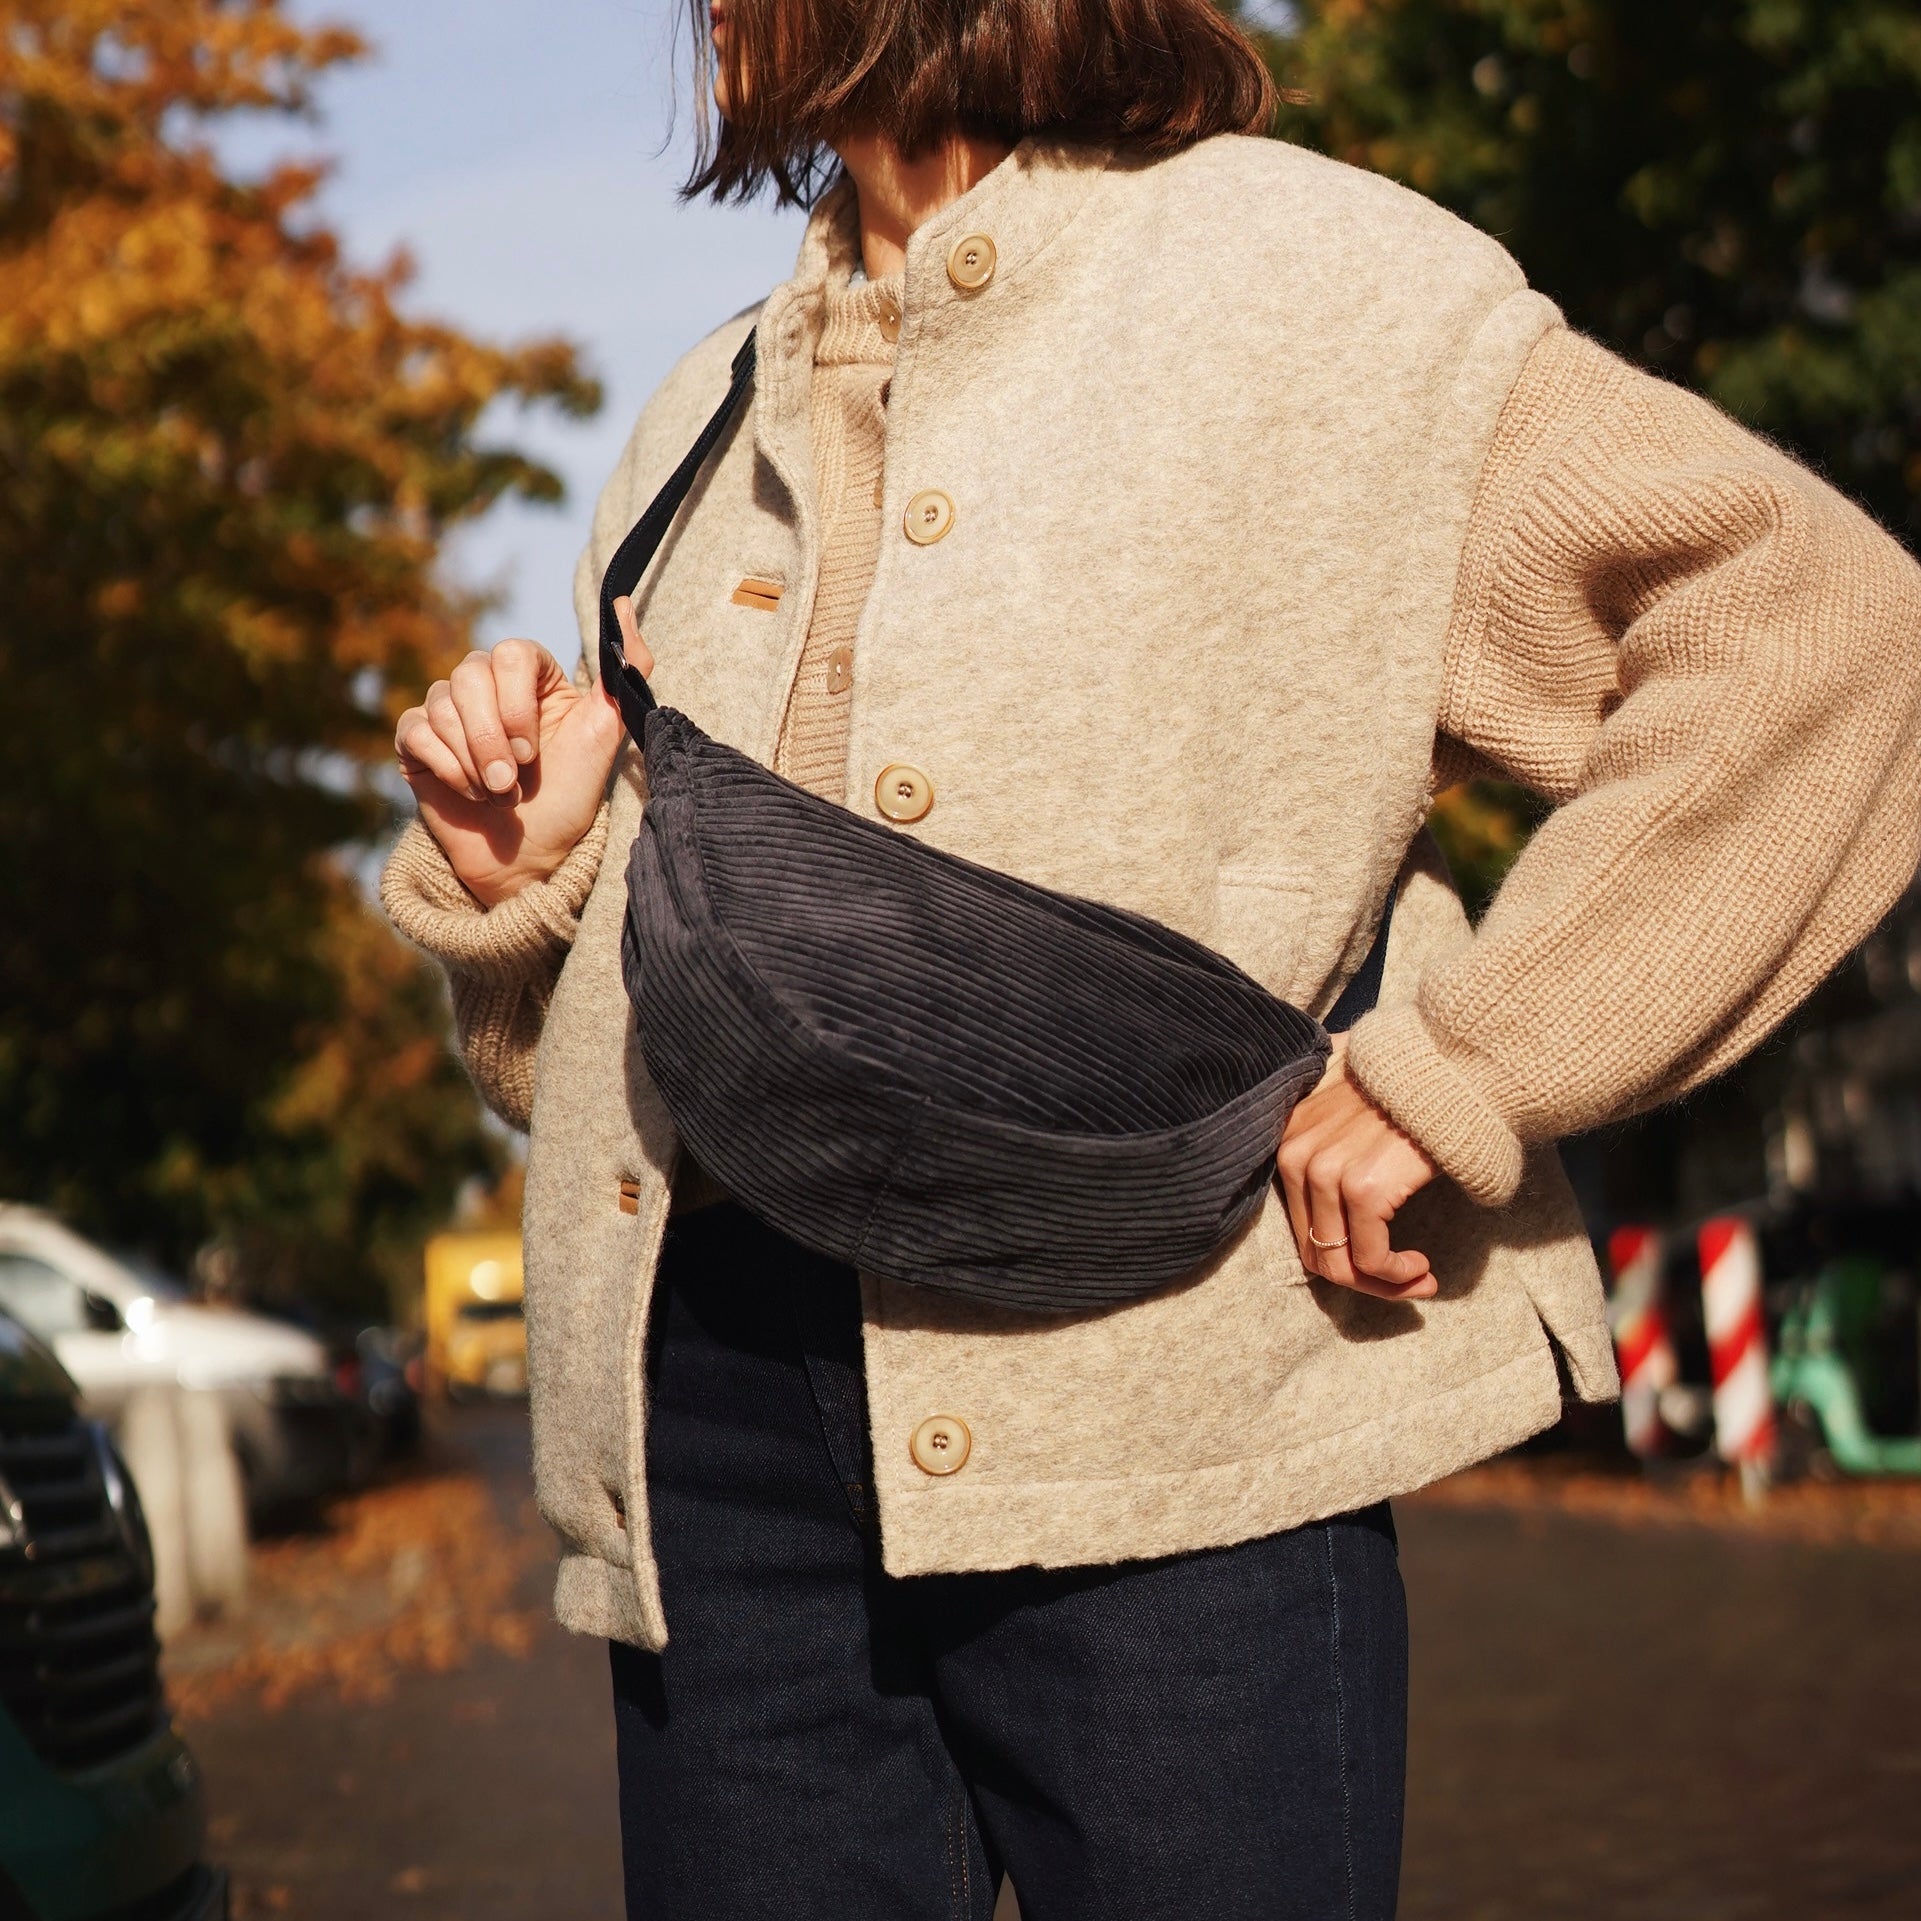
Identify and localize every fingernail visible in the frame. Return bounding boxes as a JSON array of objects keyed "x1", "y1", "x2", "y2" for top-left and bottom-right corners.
[
  {"x1": 484, "y1": 760, "x2": 516, "y2": 792},
  {"x1": 512, "y1": 739, "x2": 536, "y2": 763}
]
